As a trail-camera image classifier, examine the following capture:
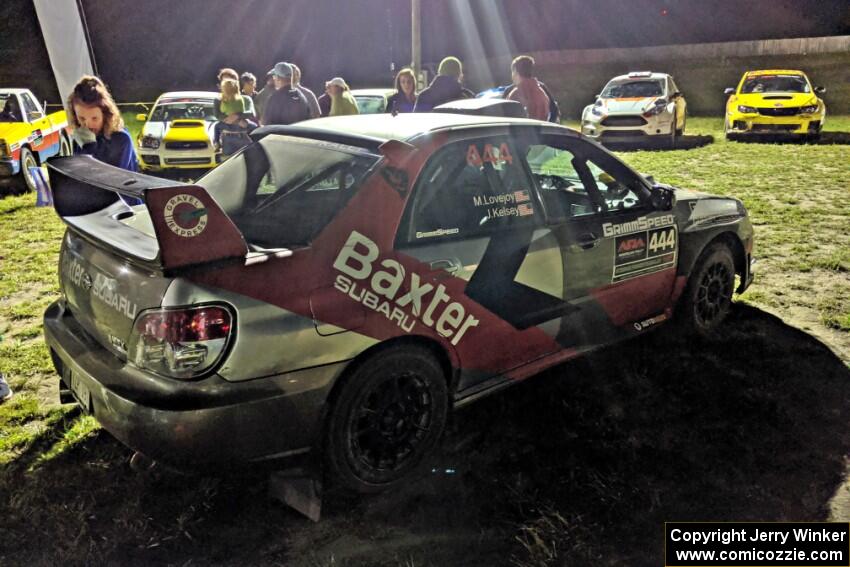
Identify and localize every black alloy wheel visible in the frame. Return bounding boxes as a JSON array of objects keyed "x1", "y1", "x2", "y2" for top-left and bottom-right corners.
[
  {"x1": 325, "y1": 345, "x2": 448, "y2": 493},
  {"x1": 680, "y1": 243, "x2": 736, "y2": 337}
]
